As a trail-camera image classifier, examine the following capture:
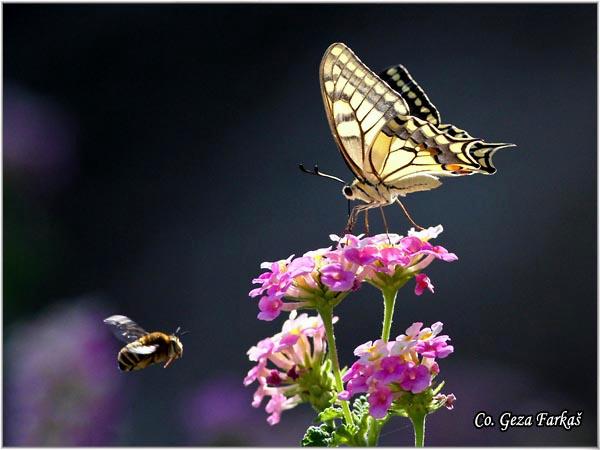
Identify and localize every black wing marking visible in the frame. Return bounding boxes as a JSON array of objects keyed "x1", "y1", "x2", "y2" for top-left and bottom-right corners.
[
  {"x1": 379, "y1": 64, "x2": 441, "y2": 126},
  {"x1": 104, "y1": 315, "x2": 149, "y2": 343}
]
